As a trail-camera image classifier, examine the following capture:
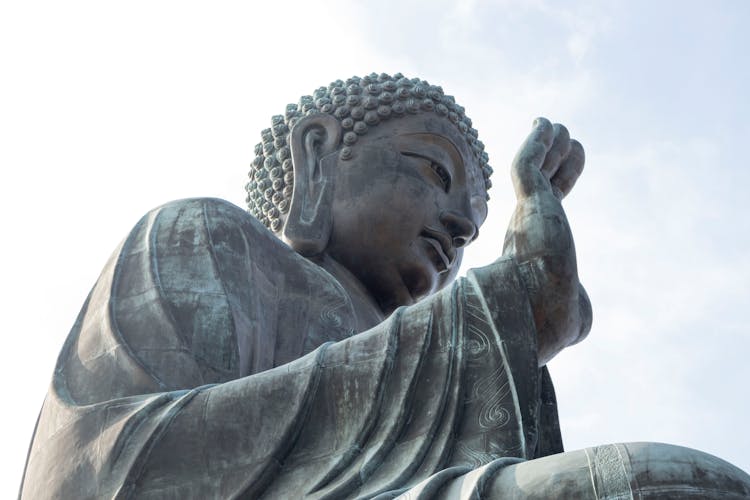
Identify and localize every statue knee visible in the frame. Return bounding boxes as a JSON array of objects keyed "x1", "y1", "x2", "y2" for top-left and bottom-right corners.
[
  {"x1": 487, "y1": 443, "x2": 750, "y2": 499},
  {"x1": 616, "y1": 442, "x2": 750, "y2": 499}
]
